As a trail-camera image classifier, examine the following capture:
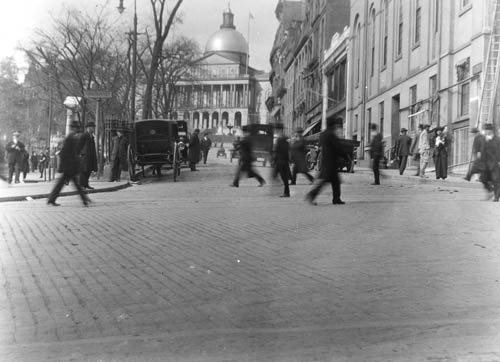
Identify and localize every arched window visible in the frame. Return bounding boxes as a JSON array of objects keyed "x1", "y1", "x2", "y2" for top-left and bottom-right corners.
[
  {"x1": 193, "y1": 112, "x2": 200, "y2": 129},
  {"x1": 235, "y1": 112, "x2": 242, "y2": 127},
  {"x1": 222, "y1": 112, "x2": 229, "y2": 126},
  {"x1": 212, "y1": 112, "x2": 219, "y2": 127},
  {"x1": 382, "y1": 0, "x2": 389, "y2": 67},
  {"x1": 354, "y1": 15, "x2": 361, "y2": 86},
  {"x1": 368, "y1": 6, "x2": 376, "y2": 77}
]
